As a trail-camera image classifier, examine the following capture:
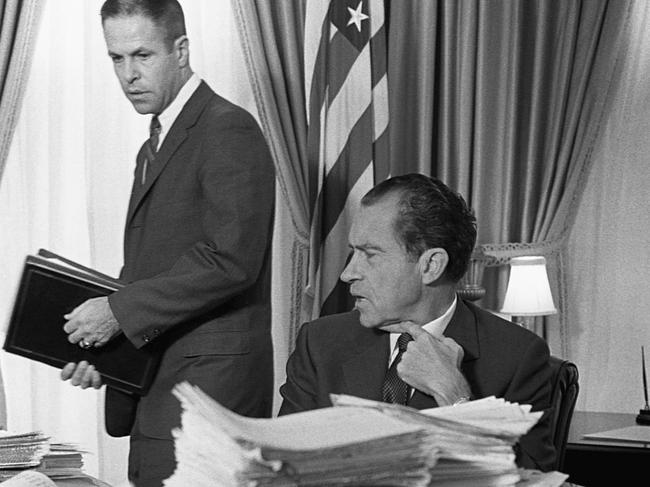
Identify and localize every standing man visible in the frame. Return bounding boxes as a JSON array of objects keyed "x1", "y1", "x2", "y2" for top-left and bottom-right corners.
[
  {"x1": 279, "y1": 174, "x2": 556, "y2": 471},
  {"x1": 61, "y1": 1, "x2": 275, "y2": 486}
]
